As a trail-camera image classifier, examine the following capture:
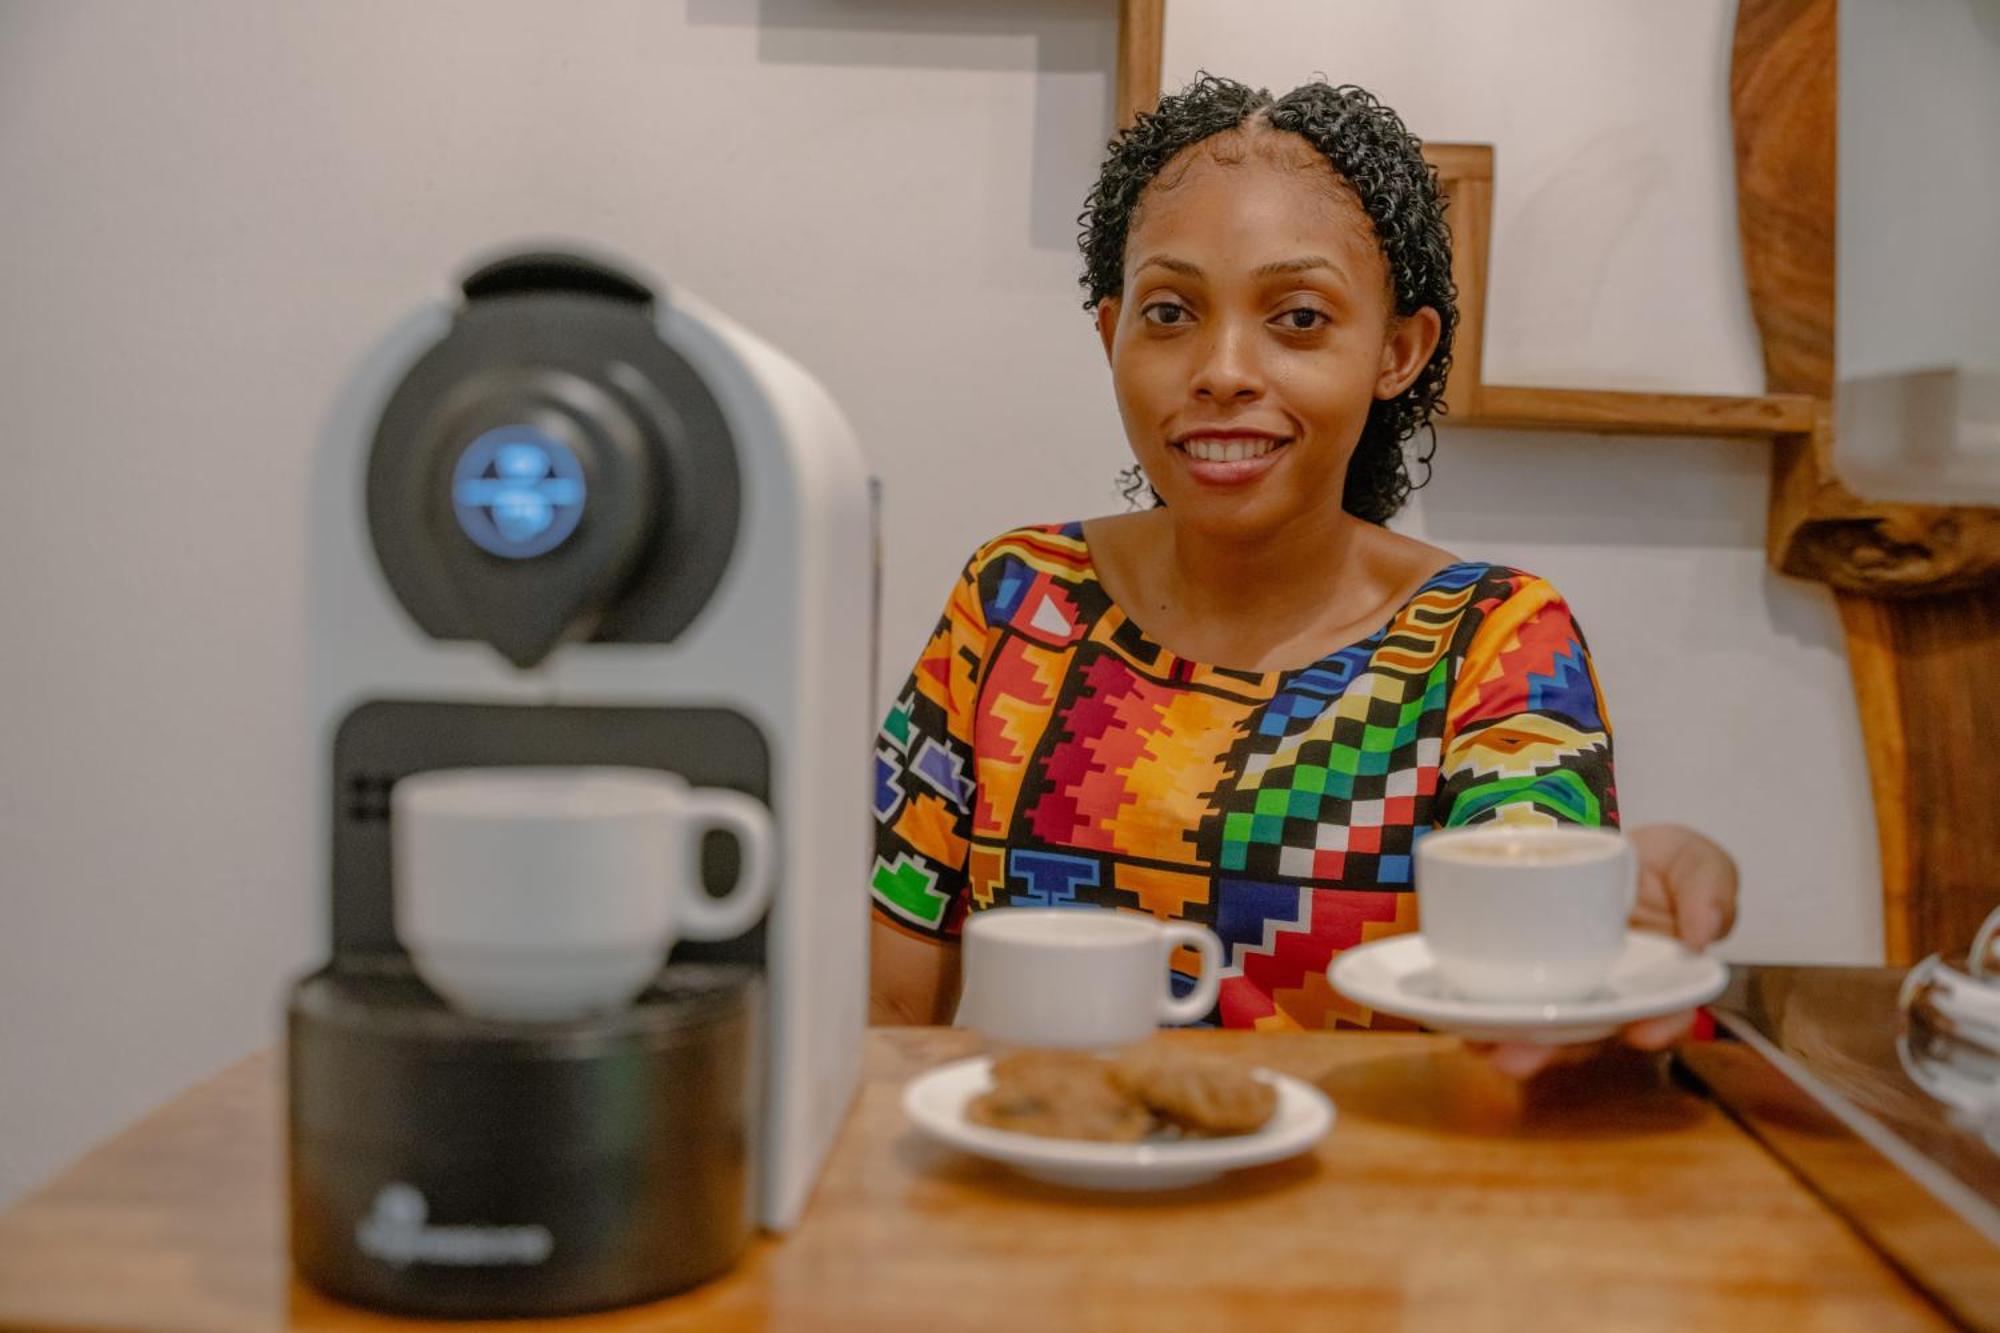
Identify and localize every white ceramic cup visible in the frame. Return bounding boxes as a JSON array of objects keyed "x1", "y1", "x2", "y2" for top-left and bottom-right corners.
[
  {"x1": 1415, "y1": 825, "x2": 1636, "y2": 1002},
  {"x1": 955, "y1": 908, "x2": 1224, "y2": 1049},
  {"x1": 391, "y1": 766, "x2": 776, "y2": 1021}
]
